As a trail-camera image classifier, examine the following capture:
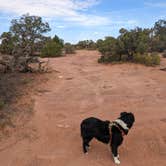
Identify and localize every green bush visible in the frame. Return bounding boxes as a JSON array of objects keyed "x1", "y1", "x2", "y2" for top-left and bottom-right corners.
[
  {"x1": 145, "y1": 55, "x2": 154, "y2": 66},
  {"x1": 64, "y1": 43, "x2": 75, "y2": 54},
  {"x1": 41, "y1": 41, "x2": 63, "y2": 57},
  {"x1": 98, "y1": 54, "x2": 122, "y2": 63},
  {"x1": 76, "y1": 40, "x2": 97, "y2": 50},
  {"x1": 99, "y1": 52, "x2": 160, "y2": 66},
  {"x1": 133, "y1": 53, "x2": 145, "y2": 64},
  {"x1": 98, "y1": 55, "x2": 105, "y2": 63},
  {"x1": 98, "y1": 37, "x2": 117, "y2": 56},
  {"x1": 133, "y1": 53, "x2": 160, "y2": 66},
  {"x1": 151, "y1": 53, "x2": 160, "y2": 65},
  {"x1": 121, "y1": 54, "x2": 128, "y2": 61}
]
